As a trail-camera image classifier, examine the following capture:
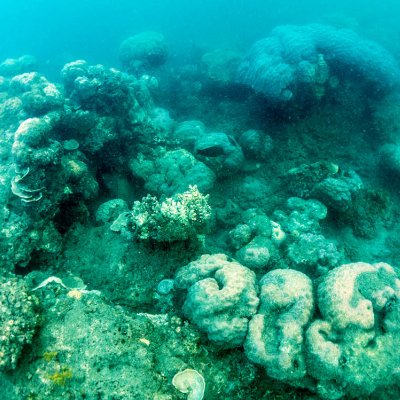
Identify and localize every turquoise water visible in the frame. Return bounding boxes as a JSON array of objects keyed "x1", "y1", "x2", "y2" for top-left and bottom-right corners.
[{"x1": 1, "y1": 0, "x2": 399, "y2": 75}]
